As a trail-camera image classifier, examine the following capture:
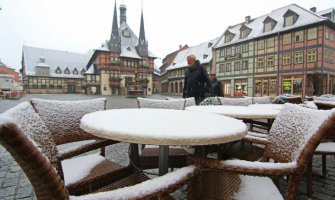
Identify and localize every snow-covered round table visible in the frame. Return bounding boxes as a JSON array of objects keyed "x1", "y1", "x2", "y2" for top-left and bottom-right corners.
[
  {"x1": 185, "y1": 105, "x2": 280, "y2": 119},
  {"x1": 80, "y1": 108, "x2": 247, "y2": 175}
]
